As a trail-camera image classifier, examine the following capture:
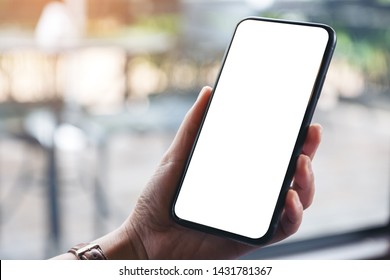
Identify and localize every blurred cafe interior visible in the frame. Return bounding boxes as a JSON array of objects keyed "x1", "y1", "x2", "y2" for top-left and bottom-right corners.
[{"x1": 0, "y1": 0, "x2": 389, "y2": 259}]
